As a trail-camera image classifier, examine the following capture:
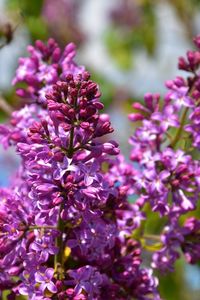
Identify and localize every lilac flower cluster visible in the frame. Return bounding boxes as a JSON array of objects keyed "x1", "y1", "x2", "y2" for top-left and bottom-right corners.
[
  {"x1": 0, "y1": 40, "x2": 161, "y2": 300},
  {"x1": 129, "y1": 35, "x2": 200, "y2": 272},
  {"x1": 12, "y1": 38, "x2": 84, "y2": 104}
]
